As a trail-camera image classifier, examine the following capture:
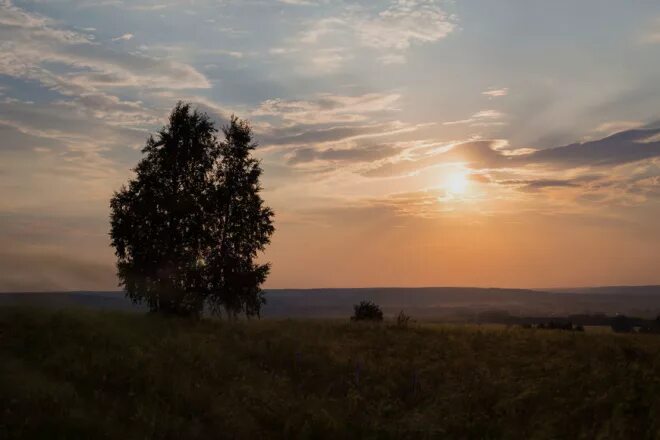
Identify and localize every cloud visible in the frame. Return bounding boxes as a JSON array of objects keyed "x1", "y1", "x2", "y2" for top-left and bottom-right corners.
[
  {"x1": 369, "y1": 189, "x2": 449, "y2": 218},
  {"x1": 362, "y1": 140, "x2": 510, "y2": 177},
  {"x1": 482, "y1": 88, "x2": 508, "y2": 98},
  {"x1": 279, "y1": 0, "x2": 318, "y2": 5},
  {"x1": 0, "y1": 1, "x2": 210, "y2": 90},
  {"x1": 593, "y1": 120, "x2": 643, "y2": 135},
  {"x1": 289, "y1": 0, "x2": 456, "y2": 67},
  {"x1": 259, "y1": 120, "x2": 418, "y2": 148},
  {"x1": 287, "y1": 144, "x2": 400, "y2": 165},
  {"x1": 0, "y1": 99, "x2": 147, "y2": 149},
  {"x1": 443, "y1": 109, "x2": 506, "y2": 127},
  {"x1": 353, "y1": 0, "x2": 456, "y2": 51},
  {"x1": 253, "y1": 92, "x2": 401, "y2": 126},
  {"x1": 0, "y1": 0, "x2": 208, "y2": 208},
  {"x1": 529, "y1": 127, "x2": 660, "y2": 167},
  {"x1": 363, "y1": 127, "x2": 660, "y2": 178},
  {"x1": 0, "y1": 99, "x2": 145, "y2": 208},
  {"x1": 111, "y1": 33, "x2": 134, "y2": 41},
  {"x1": 308, "y1": 47, "x2": 351, "y2": 72},
  {"x1": 248, "y1": 91, "x2": 422, "y2": 155},
  {"x1": 498, "y1": 177, "x2": 596, "y2": 191},
  {"x1": 378, "y1": 53, "x2": 407, "y2": 65},
  {"x1": 507, "y1": 179, "x2": 580, "y2": 188},
  {"x1": 630, "y1": 175, "x2": 660, "y2": 199},
  {"x1": 0, "y1": 1, "x2": 88, "y2": 43}
]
